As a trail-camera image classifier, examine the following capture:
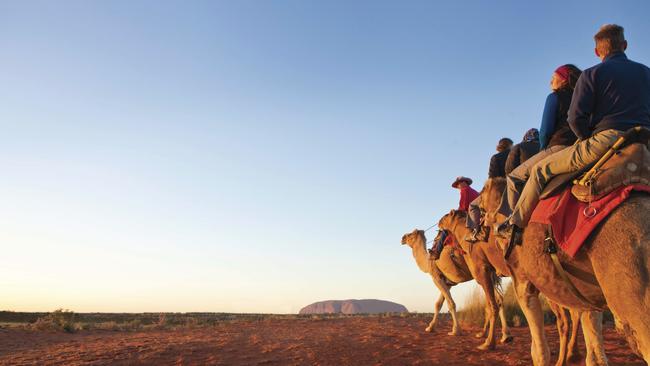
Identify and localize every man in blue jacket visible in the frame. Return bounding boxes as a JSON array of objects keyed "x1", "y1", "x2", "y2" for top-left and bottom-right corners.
[{"x1": 498, "y1": 24, "x2": 650, "y2": 243}]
